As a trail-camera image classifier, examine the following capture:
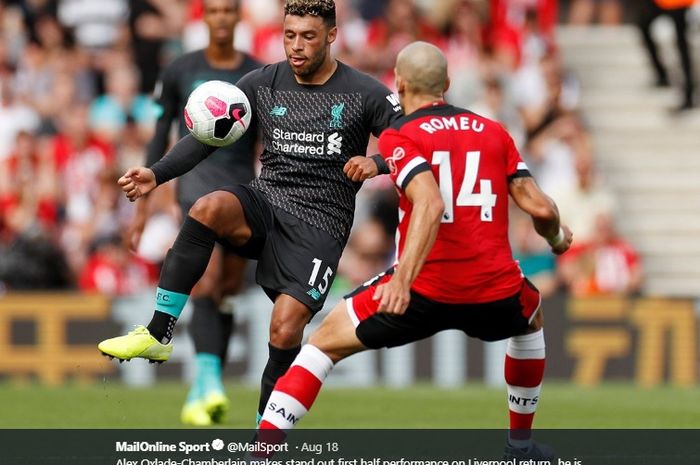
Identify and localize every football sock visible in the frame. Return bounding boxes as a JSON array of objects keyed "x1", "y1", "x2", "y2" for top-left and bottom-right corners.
[
  {"x1": 259, "y1": 344, "x2": 333, "y2": 430},
  {"x1": 195, "y1": 352, "x2": 224, "y2": 395},
  {"x1": 185, "y1": 370, "x2": 203, "y2": 404},
  {"x1": 147, "y1": 216, "x2": 218, "y2": 343},
  {"x1": 505, "y1": 329, "x2": 545, "y2": 449},
  {"x1": 190, "y1": 296, "x2": 234, "y2": 362},
  {"x1": 257, "y1": 343, "x2": 302, "y2": 420}
]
